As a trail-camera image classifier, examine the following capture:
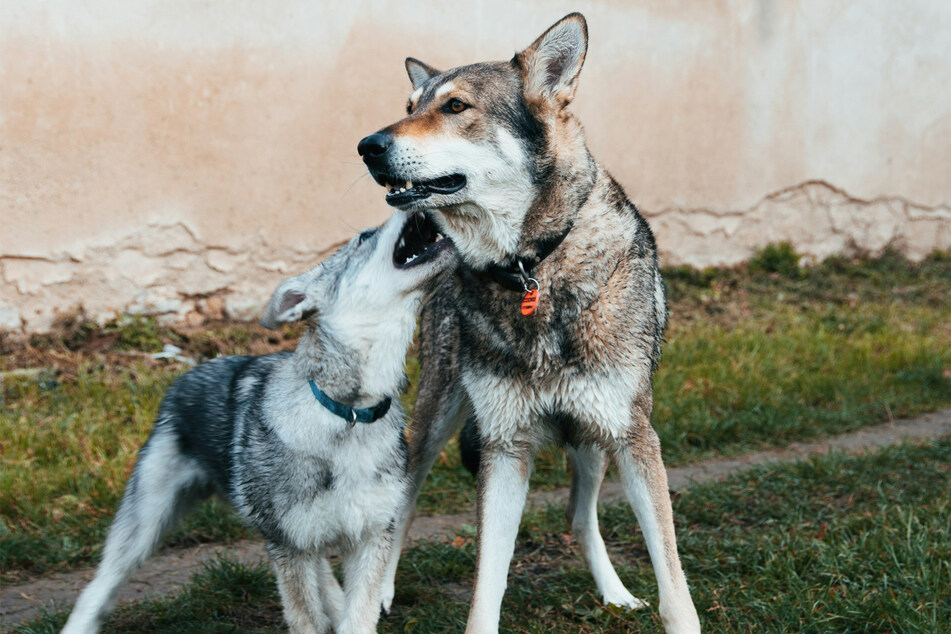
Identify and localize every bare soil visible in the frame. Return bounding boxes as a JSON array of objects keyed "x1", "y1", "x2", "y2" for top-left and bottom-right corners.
[
  {"x1": 2, "y1": 408, "x2": 947, "y2": 627},
  {"x1": 0, "y1": 316, "x2": 304, "y2": 377}
]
